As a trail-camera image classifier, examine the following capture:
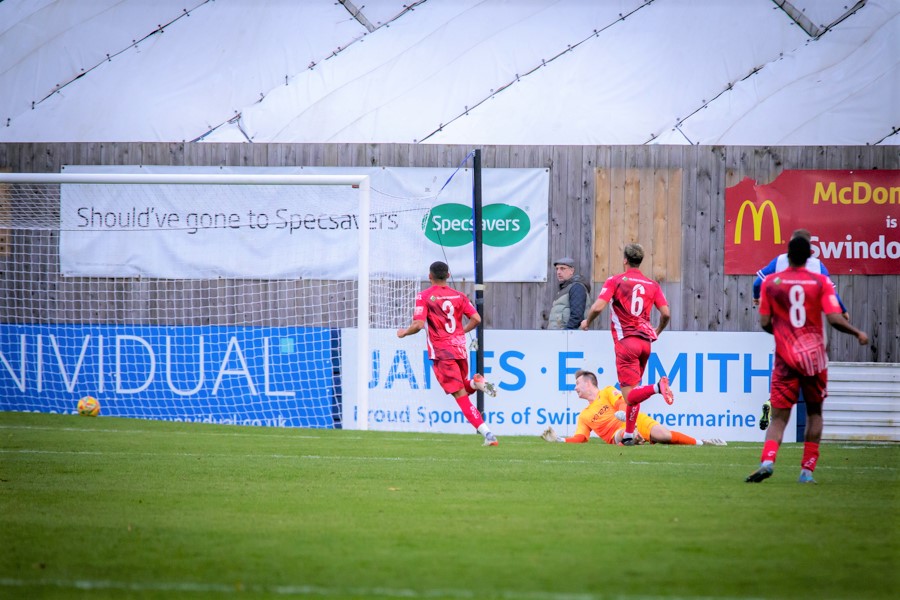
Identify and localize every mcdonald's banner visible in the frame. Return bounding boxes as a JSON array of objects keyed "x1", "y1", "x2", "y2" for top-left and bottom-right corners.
[{"x1": 725, "y1": 170, "x2": 900, "y2": 275}]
